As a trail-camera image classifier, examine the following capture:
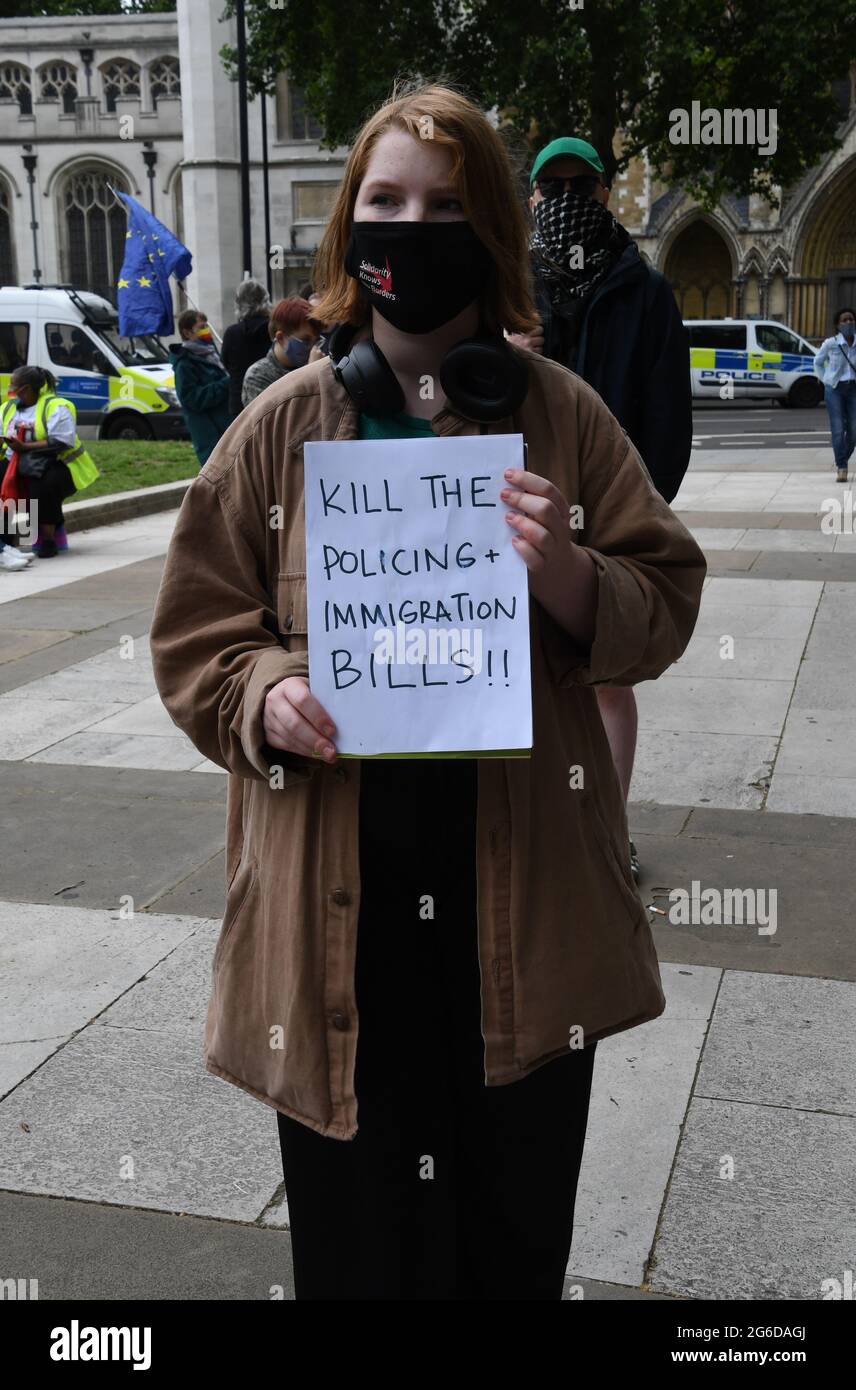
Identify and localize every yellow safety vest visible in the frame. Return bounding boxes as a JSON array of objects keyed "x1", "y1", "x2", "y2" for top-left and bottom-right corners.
[{"x1": 0, "y1": 390, "x2": 99, "y2": 494}]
